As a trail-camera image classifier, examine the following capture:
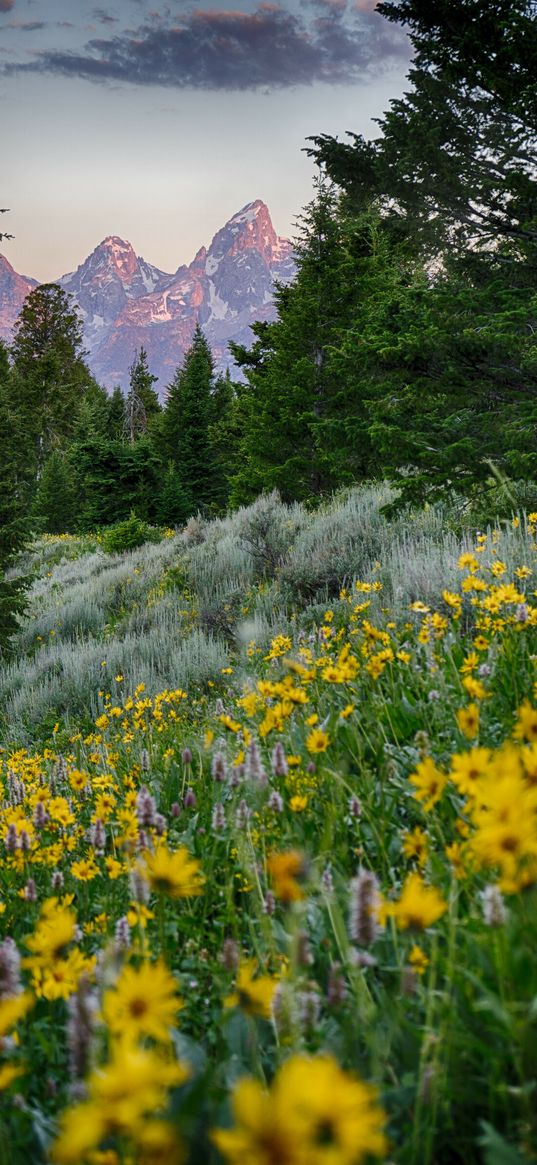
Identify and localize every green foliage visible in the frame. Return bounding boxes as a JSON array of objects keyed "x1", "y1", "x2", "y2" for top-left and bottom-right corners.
[
  {"x1": 34, "y1": 450, "x2": 78, "y2": 534},
  {"x1": 309, "y1": 0, "x2": 537, "y2": 263},
  {"x1": 231, "y1": 183, "x2": 377, "y2": 505},
  {"x1": 70, "y1": 434, "x2": 161, "y2": 529},
  {"x1": 156, "y1": 462, "x2": 193, "y2": 527},
  {"x1": 125, "y1": 347, "x2": 160, "y2": 443},
  {"x1": 156, "y1": 325, "x2": 222, "y2": 512},
  {"x1": 11, "y1": 283, "x2": 95, "y2": 471},
  {"x1": 0, "y1": 343, "x2": 33, "y2": 655},
  {"x1": 101, "y1": 511, "x2": 160, "y2": 555}
]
